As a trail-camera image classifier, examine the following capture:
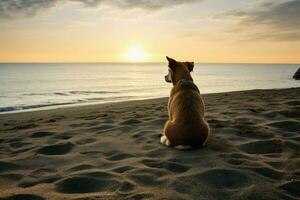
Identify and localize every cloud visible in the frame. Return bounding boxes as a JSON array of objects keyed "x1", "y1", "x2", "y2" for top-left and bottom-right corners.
[
  {"x1": 0, "y1": 0, "x2": 200, "y2": 19},
  {"x1": 74, "y1": 0, "x2": 199, "y2": 10},
  {"x1": 0, "y1": 0, "x2": 58, "y2": 18},
  {"x1": 221, "y1": 0, "x2": 300, "y2": 41},
  {"x1": 246, "y1": 31, "x2": 300, "y2": 42}
]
